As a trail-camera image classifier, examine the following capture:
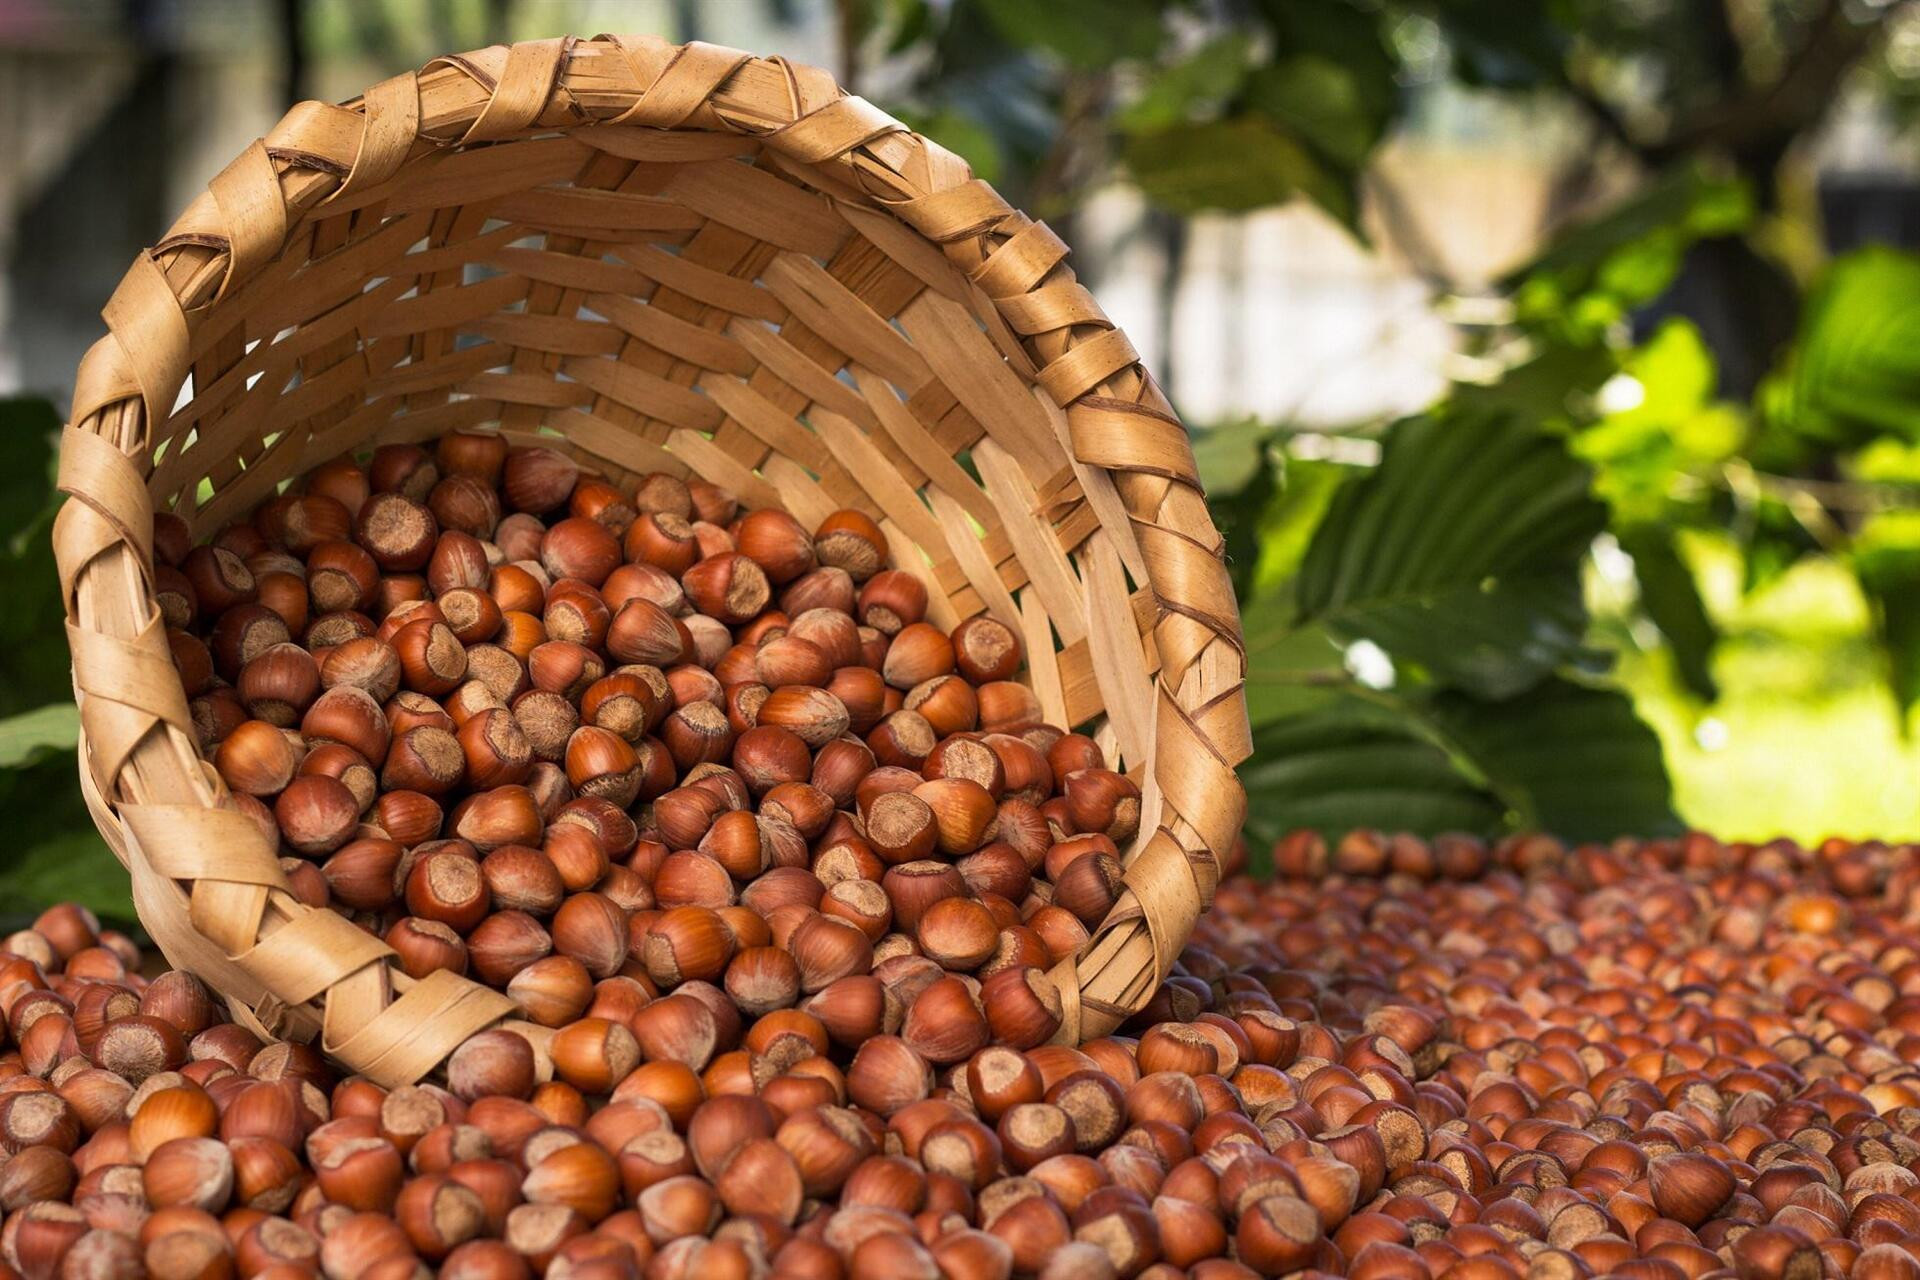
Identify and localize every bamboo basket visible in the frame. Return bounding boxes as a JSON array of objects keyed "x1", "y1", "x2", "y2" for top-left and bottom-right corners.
[{"x1": 52, "y1": 36, "x2": 1250, "y2": 1087}]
